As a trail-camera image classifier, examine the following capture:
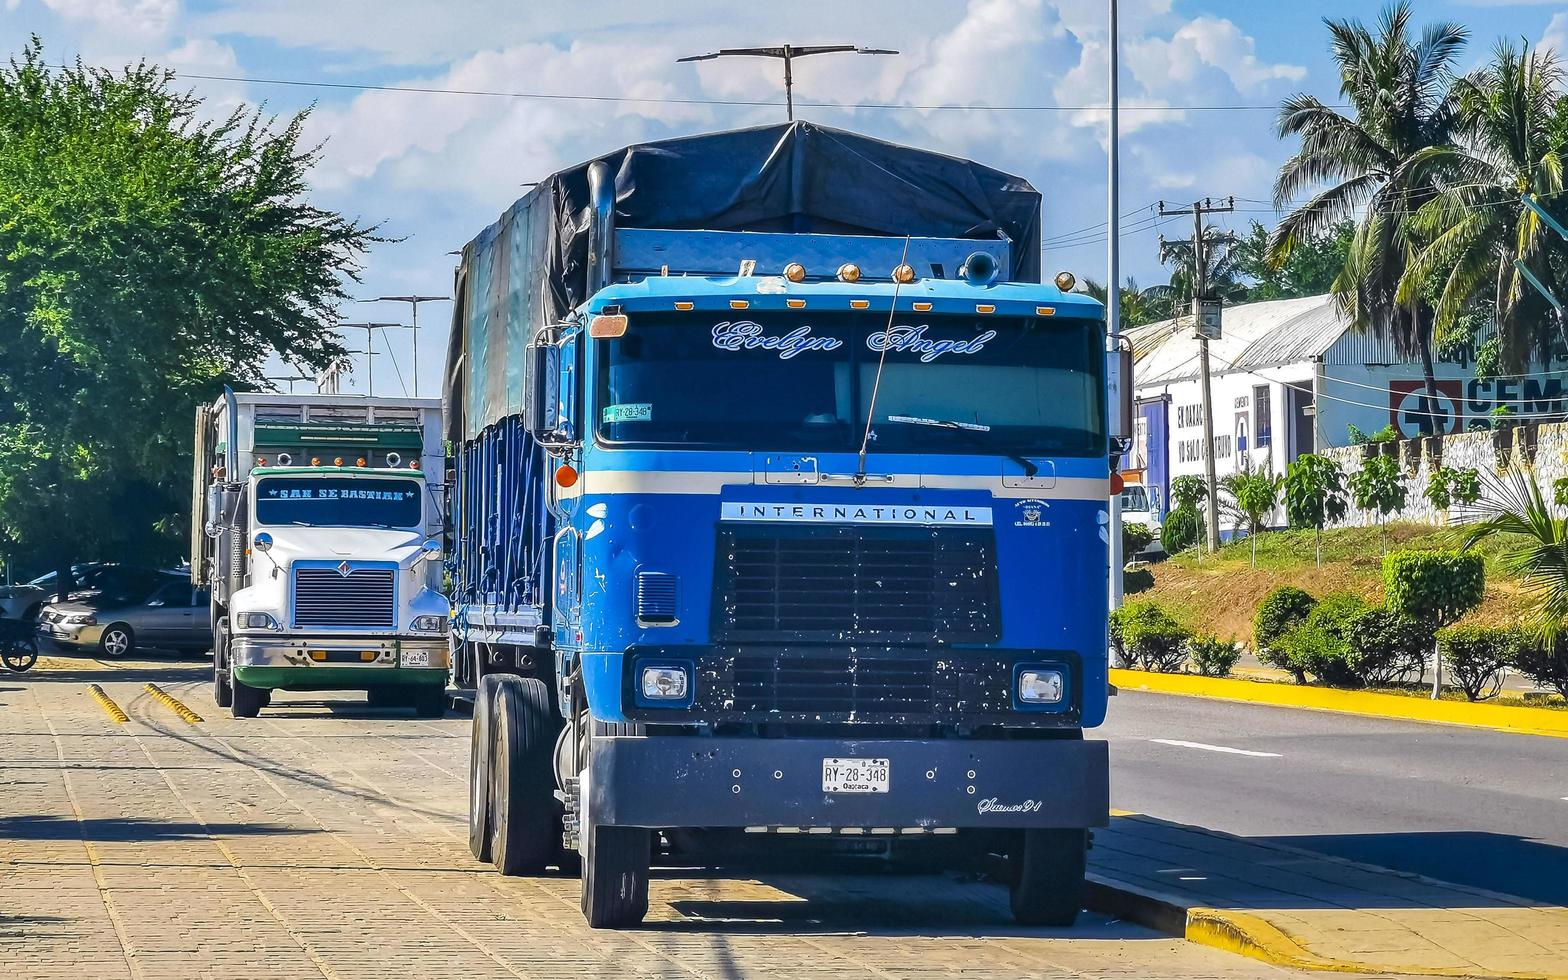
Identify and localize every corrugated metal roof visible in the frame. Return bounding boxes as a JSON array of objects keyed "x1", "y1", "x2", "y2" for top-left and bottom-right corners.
[{"x1": 1128, "y1": 294, "x2": 1350, "y2": 385}]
